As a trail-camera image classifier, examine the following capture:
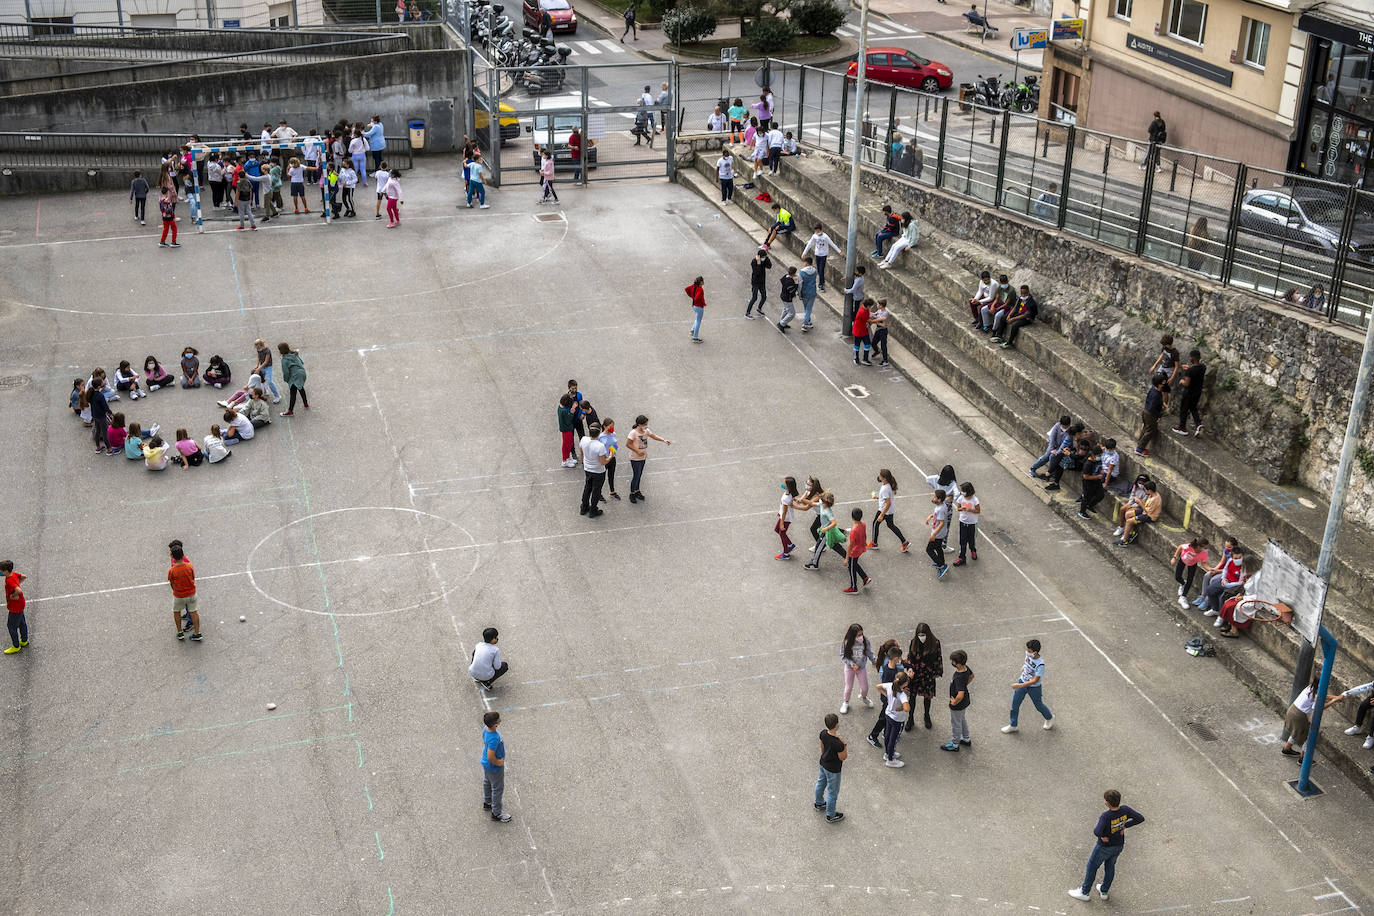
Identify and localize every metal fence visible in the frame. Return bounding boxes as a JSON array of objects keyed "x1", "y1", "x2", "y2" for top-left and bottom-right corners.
[
  {"x1": 673, "y1": 58, "x2": 1373, "y2": 331},
  {"x1": 0, "y1": 131, "x2": 414, "y2": 171}
]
